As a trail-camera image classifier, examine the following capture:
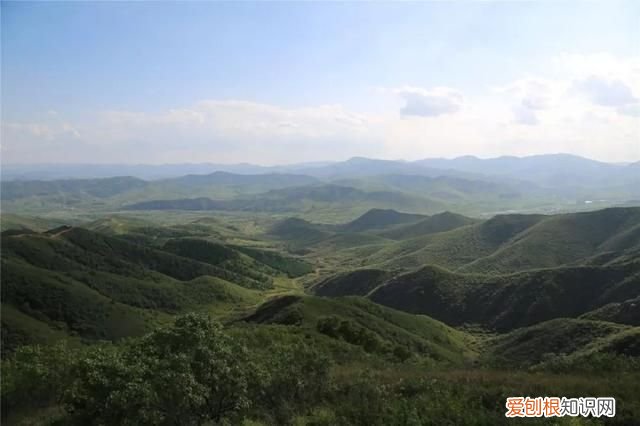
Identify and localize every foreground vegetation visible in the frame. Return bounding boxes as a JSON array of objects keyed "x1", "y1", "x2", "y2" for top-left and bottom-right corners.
[{"x1": 4, "y1": 313, "x2": 640, "y2": 425}]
